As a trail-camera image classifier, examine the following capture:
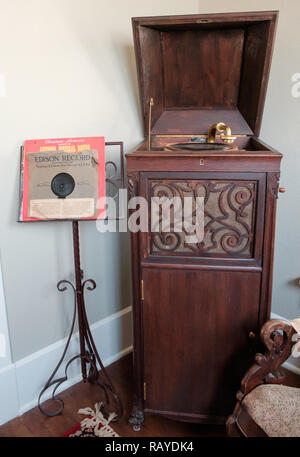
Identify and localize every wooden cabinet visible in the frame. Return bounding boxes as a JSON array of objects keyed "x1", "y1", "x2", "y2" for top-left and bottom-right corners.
[
  {"x1": 126, "y1": 11, "x2": 282, "y2": 426},
  {"x1": 142, "y1": 268, "x2": 261, "y2": 420}
]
